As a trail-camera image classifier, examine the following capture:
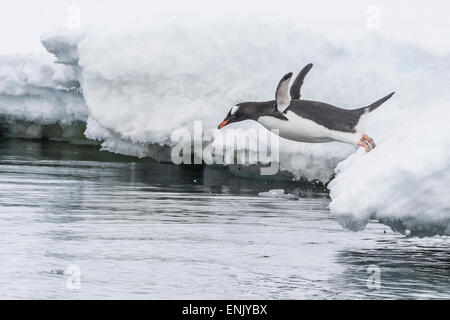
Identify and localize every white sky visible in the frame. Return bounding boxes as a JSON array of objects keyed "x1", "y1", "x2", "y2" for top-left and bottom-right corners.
[{"x1": 0, "y1": 0, "x2": 449, "y2": 55}]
